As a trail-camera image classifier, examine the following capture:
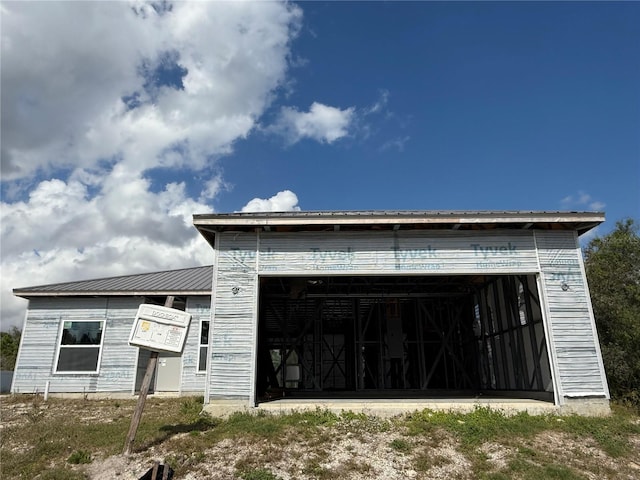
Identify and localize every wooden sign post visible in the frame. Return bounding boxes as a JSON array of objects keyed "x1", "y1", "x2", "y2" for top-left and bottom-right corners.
[{"x1": 123, "y1": 296, "x2": 174, "y2": 455}]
